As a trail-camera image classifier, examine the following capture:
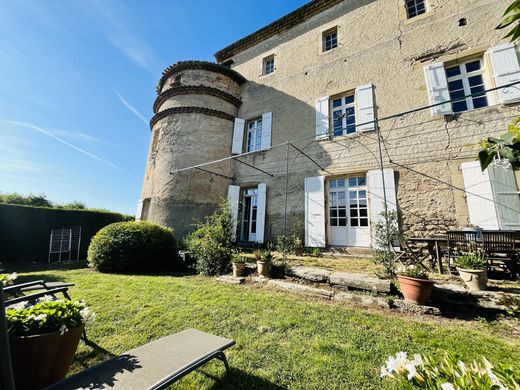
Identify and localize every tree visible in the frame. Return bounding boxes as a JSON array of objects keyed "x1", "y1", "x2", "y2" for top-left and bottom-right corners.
[
  {"x1": 496, "y1": 0, "x2": 520, "y2": 41},
  {"x1": 0, "y1": 193, "x2": 53, "y2": 208}
]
